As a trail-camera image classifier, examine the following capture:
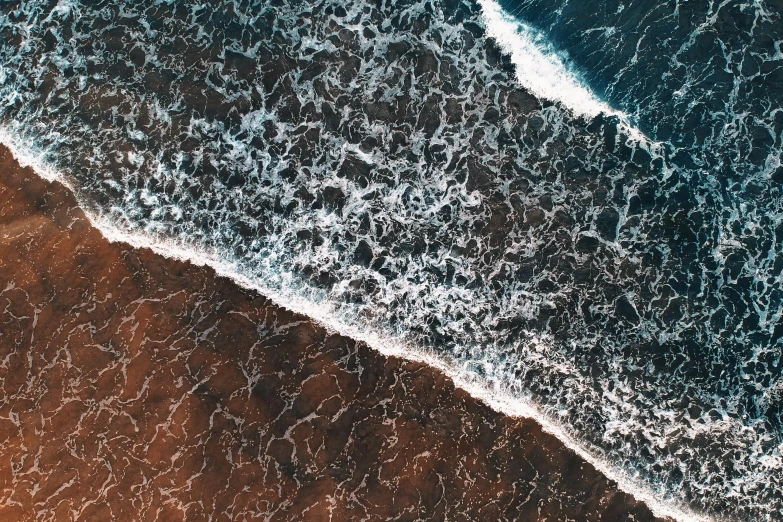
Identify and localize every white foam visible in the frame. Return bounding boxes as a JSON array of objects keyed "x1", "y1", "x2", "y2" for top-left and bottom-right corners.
[
  {"x1": 477, "y1": 0, "x2": 611, "y2": 119},
  {"x1": 0, "y1": 131, "x2": 713, "y2": 522},
  {"x1": 0, "y1": 126, "x2": 62, "y2": 182},
  {"x1": 477, "y1": 0, "x2": 662, "y2": 151}
]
